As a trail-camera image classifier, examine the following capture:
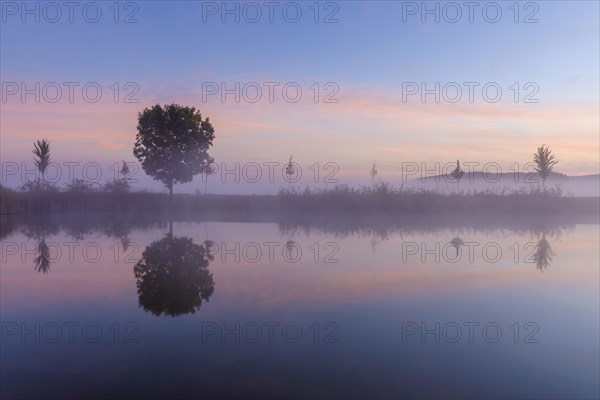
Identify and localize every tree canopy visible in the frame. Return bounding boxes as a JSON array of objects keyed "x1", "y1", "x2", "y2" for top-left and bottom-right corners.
[{"x1": 134, "y1": 104, "x2": 215, "y2": 194}]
